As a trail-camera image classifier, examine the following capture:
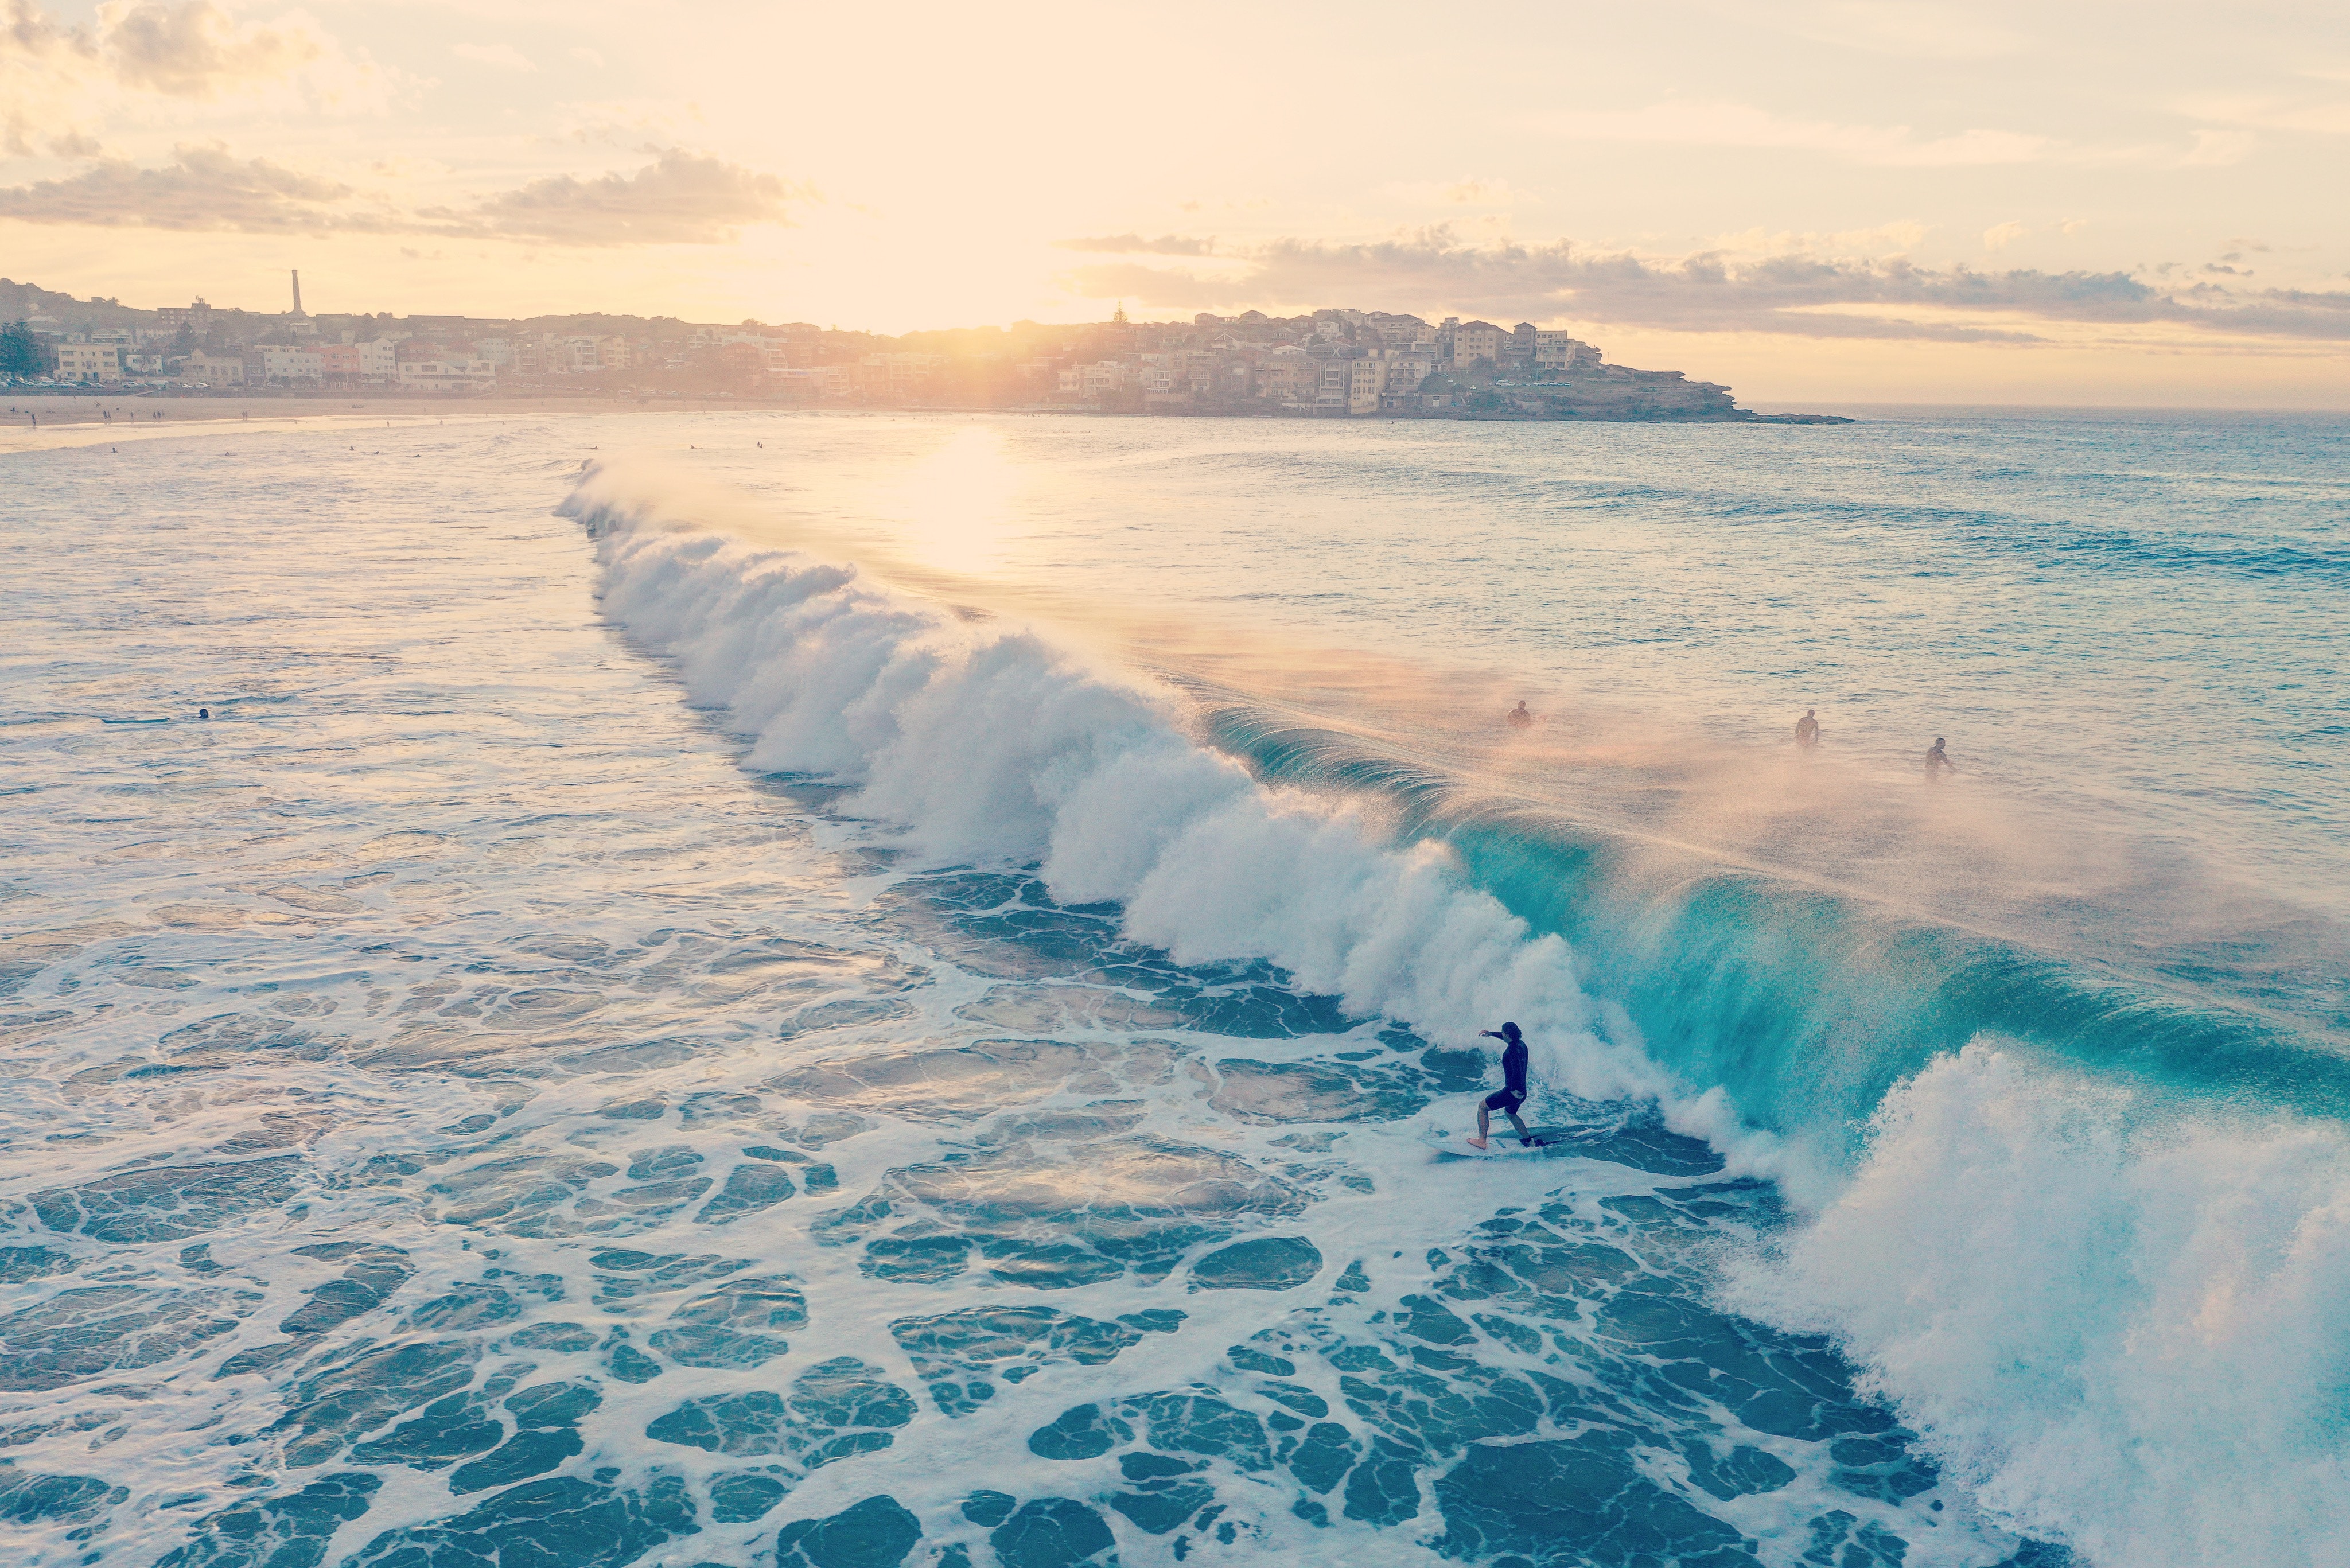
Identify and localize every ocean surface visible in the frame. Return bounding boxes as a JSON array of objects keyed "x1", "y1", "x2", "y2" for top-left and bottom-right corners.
[{"x1": 2, "y1": 407, "x2": 2345, "y2": 1568}]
